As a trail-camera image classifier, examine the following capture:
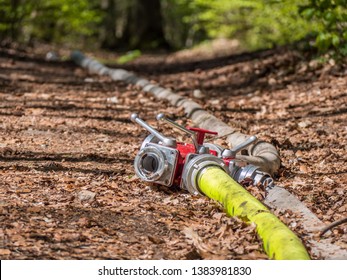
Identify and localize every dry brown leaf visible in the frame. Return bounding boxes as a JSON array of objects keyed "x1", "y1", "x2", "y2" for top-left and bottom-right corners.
[
  {"x1": 17, "y1": 189, "x2": 31, "y2": 193},
  {"x1": 295, "y1": 150, "x2": 303, "y2": 157},
  {"x1": 183, "y1": 227, "x2": 211, "y2": 252},
  {"x1": 1, "y1": 44, "x2": 346, "y2": 261},
  {"x1": 148, "y1": 235, "x2": 165, "y2": 244},
  {"x1": 299, "y1": 165, "x2": 310, "y2": 173},
  {"x1": 0, "y1": 249, "x2": 11, "y2": 255}
]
